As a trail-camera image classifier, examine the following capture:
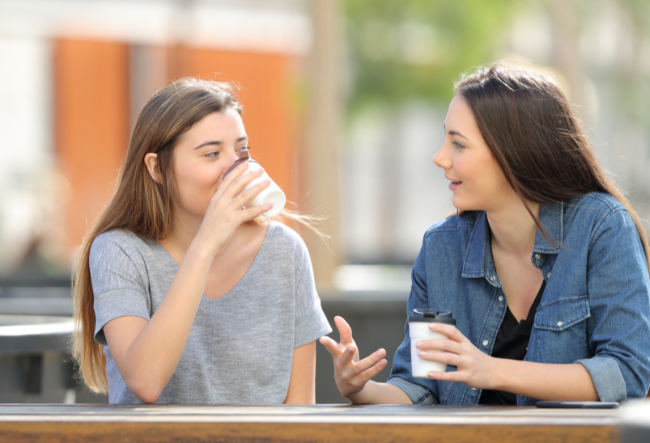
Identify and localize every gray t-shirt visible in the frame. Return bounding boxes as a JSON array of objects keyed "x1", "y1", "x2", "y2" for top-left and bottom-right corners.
[{"x1": 89, "y1": 222, "x2": 332, "y2": 404}]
